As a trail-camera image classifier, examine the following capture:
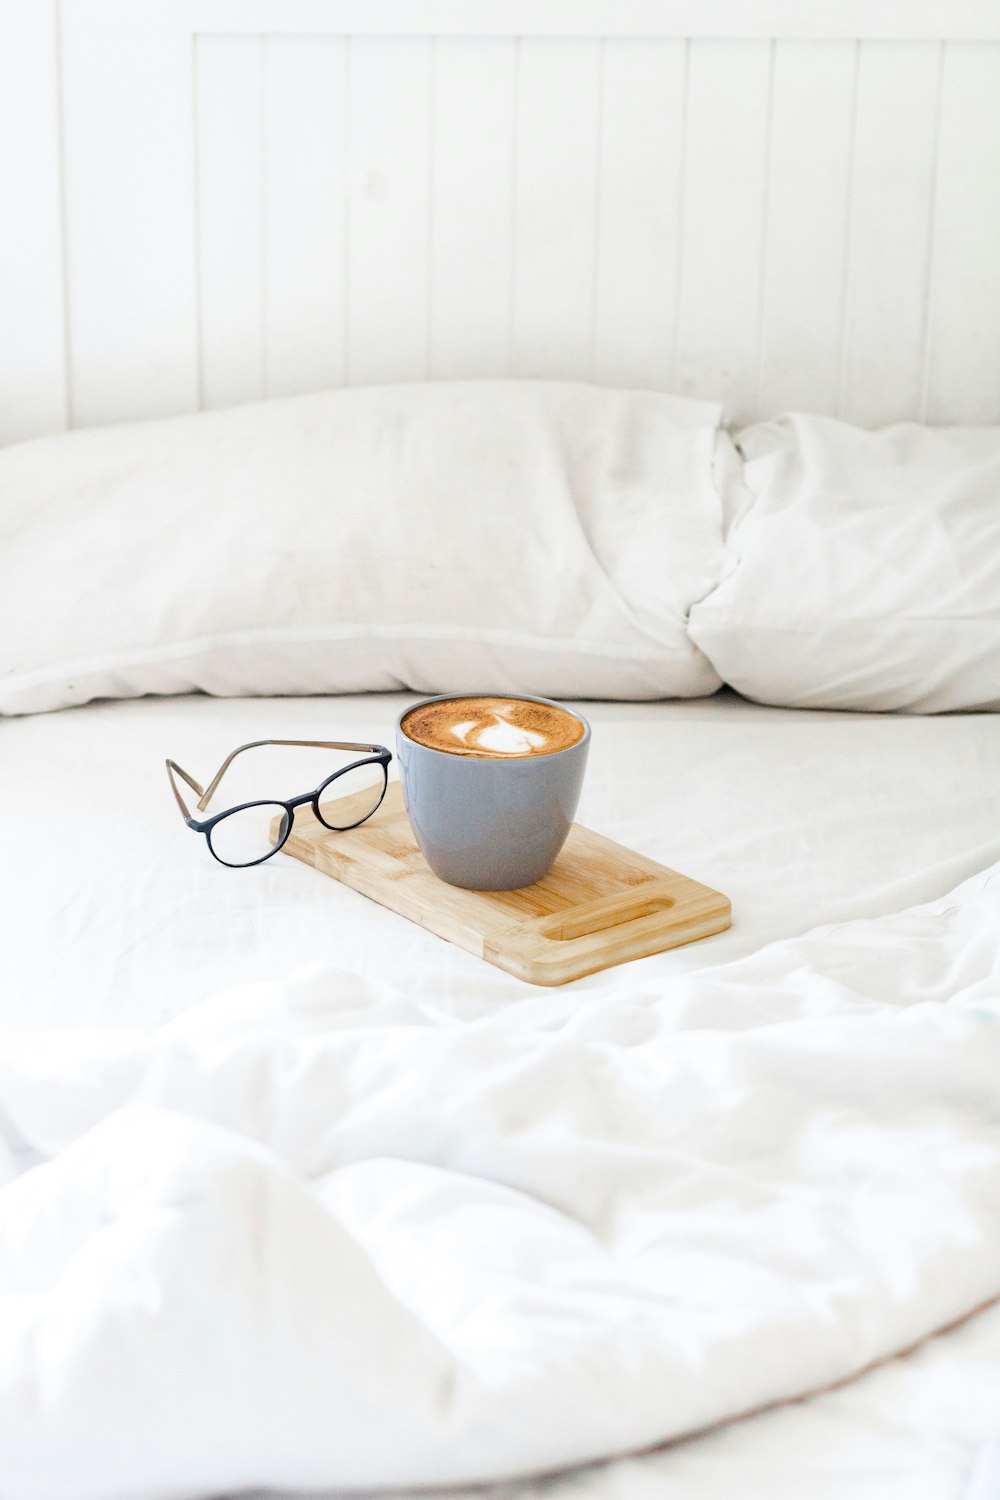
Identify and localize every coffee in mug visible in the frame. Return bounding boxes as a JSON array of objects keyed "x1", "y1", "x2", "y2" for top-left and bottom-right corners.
[
  {"x1": 400, "y1": 695, "x2": 584, "y2": 759},
  {"x1": 396, "y1": 693, "x2": 590, "y2": 891}
]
